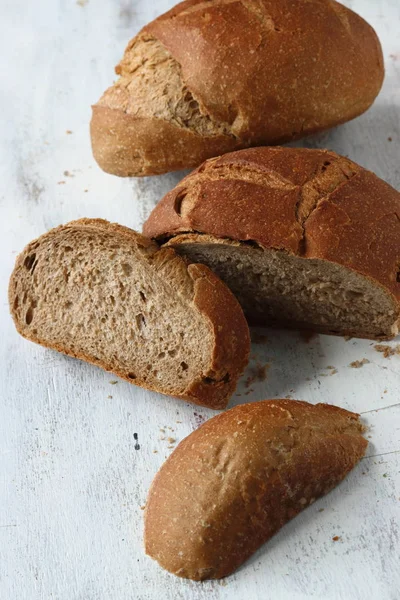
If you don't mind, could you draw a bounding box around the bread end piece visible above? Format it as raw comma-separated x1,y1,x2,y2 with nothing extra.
144,399,367,580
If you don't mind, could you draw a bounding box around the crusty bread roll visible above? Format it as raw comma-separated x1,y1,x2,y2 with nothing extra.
90,0,384,177
9,219,250,409
143,147,400,340
145,399,367,580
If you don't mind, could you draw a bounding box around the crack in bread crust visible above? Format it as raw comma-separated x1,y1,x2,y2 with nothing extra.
101,35,236,139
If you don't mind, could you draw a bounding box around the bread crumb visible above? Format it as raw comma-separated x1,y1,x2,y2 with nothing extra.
176,420,182,424
66,130,73,134
374,344,400,358
245,363,270,387
109,380,118,385
159,428,165,433
167,445,175,449
326,365,335,370
63,170,74,177
167,437,176,444
159,436,165,441
107,395,113,399
388,137,392,142
318,508,325,512
57,181,66,185
77,0,88,6
84,189,88,192
349,359,370,368
332,536,341,542
140,505,146,510
330,369,338,375
153,450,158,454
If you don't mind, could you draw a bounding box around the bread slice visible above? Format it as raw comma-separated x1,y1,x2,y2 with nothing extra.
143,147,400,340
8,219,250,409
144,399,367,580
90,0,383,177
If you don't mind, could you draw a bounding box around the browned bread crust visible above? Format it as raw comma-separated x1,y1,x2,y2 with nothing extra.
143,147,400,338
91,0,384,176
8,219,250,409
144,399,367,580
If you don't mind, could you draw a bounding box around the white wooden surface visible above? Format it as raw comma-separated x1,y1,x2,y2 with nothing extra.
1,1,399,599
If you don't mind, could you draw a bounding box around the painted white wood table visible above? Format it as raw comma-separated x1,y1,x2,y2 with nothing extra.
1,1,399,598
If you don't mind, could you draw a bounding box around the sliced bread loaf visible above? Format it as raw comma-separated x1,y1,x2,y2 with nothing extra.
9,219,250,409
145,399,367,580
143,147,400,340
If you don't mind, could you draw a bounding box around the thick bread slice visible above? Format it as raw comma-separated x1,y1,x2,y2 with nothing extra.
143,147,400,340
8,219,250,409
145,399,367,580
91,0,383,177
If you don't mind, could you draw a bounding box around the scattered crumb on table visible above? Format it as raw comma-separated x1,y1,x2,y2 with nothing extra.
245,363,270,387
374,344,400,358
109,380,118,385
57,181,66,185
332,536,341,542
349,359,370,368
107,395,112,399
167,437,176,444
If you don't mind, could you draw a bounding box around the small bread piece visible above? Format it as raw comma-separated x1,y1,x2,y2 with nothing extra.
144,399,367,580
8,219,249,409
144,147,400,340
91,0,384,176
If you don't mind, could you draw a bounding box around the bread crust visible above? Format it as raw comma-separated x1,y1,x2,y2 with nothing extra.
143,147,400,337
8,219,250,409
144,399,368,580
91,0,384,176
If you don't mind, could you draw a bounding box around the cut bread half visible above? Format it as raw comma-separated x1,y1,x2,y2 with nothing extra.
9,219,250,409
144,147,400,340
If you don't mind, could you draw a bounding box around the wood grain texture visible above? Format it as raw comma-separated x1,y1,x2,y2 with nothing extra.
0,1,399,599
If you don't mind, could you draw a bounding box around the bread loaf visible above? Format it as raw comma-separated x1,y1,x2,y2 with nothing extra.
145,399,367,580
143,147,400,340
9,219,250,409
90,0,384,177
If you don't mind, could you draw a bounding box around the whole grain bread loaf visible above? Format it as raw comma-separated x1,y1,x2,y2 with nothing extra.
145,399,367,580
9,219,250,409
91,0,384,177
143,147,400,340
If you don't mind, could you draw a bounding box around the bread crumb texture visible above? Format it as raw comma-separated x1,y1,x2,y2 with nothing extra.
146,147,400,340
8,219,249,409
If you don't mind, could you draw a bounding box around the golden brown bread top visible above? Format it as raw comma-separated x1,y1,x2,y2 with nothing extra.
143,147,400,301
144,399,367,580
91,0,384,176
145,0,383,143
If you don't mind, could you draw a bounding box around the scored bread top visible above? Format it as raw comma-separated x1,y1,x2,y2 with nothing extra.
144,399,368,580
9,219,250,409
145,0,383,143
143,147,400,302
91,0,383,176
